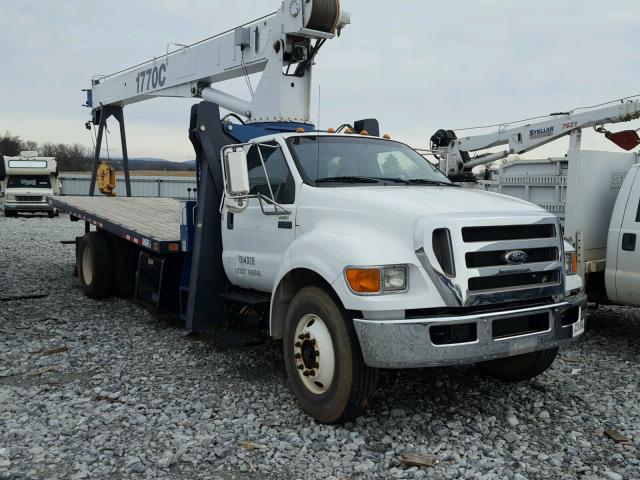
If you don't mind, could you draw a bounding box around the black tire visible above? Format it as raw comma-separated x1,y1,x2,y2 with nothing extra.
77,232,114,299
112,239,138,298
477,347,559,382
283,286,379,424
4,208,15,218
47,211,55,219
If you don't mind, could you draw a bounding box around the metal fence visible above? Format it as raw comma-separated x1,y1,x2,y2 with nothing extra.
60,174,197,198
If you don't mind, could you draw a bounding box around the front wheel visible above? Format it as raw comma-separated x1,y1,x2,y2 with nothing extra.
283,286,378,424
477,347,559,382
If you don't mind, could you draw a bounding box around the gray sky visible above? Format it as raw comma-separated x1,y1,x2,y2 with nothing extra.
1,0,639,162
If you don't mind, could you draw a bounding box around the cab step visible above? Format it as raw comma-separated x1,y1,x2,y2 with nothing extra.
220,290,271,306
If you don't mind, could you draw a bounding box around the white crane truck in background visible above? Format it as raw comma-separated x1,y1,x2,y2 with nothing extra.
49,0,586,424
0,152,60,217
431,98,640,306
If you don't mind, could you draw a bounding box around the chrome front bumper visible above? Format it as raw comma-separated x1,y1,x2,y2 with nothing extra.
353,293,587,368
4,202,53,212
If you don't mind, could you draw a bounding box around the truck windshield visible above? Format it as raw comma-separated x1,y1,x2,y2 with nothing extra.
287,136,452,186
7,176,52,189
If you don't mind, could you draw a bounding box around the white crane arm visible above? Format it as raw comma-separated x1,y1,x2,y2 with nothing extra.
433,99,640,174
86,0,350,124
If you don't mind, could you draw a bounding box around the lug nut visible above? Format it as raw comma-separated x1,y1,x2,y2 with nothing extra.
303,370,310,377
314,362,319,368
295,342,301,348
315,350,320,356
298,364,304,370
294,353,302,359
309,370,316,376
298,334,305,340
310,339,317,346
304,333,311,339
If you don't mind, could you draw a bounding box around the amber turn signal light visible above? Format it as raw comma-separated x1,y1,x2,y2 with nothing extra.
345,268,381,293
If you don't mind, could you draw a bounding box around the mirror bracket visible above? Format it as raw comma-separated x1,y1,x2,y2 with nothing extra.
220,142,291,216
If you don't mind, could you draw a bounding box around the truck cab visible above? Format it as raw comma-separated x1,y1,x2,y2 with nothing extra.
0,152,60,217
220,131,586,422
606,162,640,305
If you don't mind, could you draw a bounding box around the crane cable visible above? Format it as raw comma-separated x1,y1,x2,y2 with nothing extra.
452,93,640,132
240,49,254,97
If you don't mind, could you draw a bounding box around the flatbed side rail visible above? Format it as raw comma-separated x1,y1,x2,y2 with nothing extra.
47,196,182,255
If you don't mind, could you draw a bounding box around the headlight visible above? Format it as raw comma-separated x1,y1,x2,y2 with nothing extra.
345,265,407,294
564,252,577,275
383,267,407,291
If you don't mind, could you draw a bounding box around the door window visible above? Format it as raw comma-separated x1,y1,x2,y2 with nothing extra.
247,142,295,204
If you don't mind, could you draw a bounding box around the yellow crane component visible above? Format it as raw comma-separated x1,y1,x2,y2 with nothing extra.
96,161,116,196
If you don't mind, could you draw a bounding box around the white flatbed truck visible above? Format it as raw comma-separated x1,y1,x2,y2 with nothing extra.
52,0,586,423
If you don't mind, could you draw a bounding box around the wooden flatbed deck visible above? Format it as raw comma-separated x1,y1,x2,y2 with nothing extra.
48,196,183,254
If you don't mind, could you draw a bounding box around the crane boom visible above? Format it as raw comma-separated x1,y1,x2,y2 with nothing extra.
431,99,640,176
86,0,349,124
85,0,349,198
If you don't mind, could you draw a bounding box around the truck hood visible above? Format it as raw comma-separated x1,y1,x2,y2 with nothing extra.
301,185,549,218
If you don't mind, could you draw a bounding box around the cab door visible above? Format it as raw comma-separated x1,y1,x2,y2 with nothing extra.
221,140,297,292
608,165,640,305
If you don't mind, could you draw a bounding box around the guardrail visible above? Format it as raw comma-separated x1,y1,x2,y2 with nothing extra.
60,174,197,198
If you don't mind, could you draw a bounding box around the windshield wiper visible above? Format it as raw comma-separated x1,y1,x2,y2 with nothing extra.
315,176,457,187
316,176,382,184
403,178,459,187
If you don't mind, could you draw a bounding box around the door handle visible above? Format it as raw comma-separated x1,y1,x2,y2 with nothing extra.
622,233,636,251
227,212,234,230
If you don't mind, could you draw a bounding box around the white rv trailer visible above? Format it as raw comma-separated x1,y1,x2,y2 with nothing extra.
0,151,60,217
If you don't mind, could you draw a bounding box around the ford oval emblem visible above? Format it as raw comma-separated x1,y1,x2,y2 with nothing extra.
504,250,528,265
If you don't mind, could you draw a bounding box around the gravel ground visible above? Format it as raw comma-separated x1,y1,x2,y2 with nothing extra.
1,213,639,480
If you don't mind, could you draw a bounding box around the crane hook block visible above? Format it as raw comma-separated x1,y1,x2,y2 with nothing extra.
603,130,640,151
97,162,117,196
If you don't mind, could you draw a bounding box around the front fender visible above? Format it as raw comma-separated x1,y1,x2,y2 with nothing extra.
272,229,439,319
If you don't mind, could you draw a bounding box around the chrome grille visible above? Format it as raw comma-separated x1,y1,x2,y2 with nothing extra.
461,222,562,300
462,224,555,242
468,270,560,292
16,196,43,202
465,247,558,268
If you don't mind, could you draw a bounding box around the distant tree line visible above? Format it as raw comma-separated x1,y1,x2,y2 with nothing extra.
0,131,93,171
0,131,194,172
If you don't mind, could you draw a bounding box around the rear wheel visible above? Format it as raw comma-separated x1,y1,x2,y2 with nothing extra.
77,232,114,299
283,286,378,424
477,347,559,382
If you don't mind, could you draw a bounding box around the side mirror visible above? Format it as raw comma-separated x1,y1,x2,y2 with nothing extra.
222,147,250,213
